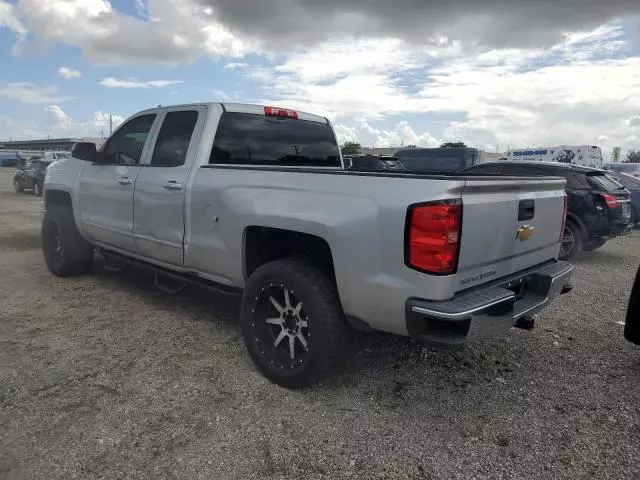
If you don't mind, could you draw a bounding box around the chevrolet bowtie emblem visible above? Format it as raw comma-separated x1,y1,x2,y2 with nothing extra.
516,225,535,241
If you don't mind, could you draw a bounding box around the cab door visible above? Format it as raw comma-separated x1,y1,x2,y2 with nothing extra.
133,106,206,265
78,112,161,252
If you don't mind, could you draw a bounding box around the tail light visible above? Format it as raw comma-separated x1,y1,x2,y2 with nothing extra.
560,194,568,242
601,194,617,208
406,200,462,275
264,106,298,119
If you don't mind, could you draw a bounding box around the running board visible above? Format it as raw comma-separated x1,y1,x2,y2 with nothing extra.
155,274,186,294
103,255,127,272
97,249,241,297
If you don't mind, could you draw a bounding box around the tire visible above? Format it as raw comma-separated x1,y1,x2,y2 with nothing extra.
42,206,94,277
240,258,351,389
559,220,583,260
583,238,607,252
13,180,23,193
33,181,43,197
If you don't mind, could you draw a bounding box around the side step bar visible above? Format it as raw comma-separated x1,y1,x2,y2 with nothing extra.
100,250,241,296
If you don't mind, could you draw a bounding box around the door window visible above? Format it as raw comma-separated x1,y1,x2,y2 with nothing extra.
103,114,156,165
150,111,199,167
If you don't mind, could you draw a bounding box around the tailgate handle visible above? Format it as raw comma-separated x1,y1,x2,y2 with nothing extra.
518,199,535,221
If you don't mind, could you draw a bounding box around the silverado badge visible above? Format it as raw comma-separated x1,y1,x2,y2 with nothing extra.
516,225,535,241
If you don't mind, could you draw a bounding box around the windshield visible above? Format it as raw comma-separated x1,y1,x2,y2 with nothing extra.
610,173,640,188
587,173,624,191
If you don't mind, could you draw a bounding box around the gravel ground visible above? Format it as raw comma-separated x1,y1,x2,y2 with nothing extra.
0,167,639,480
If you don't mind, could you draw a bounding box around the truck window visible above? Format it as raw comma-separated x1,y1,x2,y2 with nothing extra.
103,114,156,165
210,112,340,168
150,111,199,167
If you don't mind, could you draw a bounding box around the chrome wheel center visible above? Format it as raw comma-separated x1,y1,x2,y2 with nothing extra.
265,287,309,361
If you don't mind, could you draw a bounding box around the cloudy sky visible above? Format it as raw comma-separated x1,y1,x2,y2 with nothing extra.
1,0,640,158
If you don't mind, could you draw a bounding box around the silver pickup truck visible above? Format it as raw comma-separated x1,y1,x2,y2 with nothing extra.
42,102,573,388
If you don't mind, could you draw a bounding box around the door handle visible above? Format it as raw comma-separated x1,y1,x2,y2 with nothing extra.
118,177,132,186
163,181,183,190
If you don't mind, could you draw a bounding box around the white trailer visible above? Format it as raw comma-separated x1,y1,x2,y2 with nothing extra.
503,145,603,168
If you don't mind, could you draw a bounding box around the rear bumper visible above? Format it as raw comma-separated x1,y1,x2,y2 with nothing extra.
406,261,573,347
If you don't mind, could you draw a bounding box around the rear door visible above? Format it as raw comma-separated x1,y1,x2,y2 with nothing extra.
78,112,160,252
133,106,206,265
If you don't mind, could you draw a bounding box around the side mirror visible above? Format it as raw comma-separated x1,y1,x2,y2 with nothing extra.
71,142,98,162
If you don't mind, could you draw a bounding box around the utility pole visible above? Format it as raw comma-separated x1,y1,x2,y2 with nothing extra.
109,114,113,135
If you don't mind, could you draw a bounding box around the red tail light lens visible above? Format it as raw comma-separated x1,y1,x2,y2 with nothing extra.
407,200,462,274
601,194,617,208
560,194,568,242
264,106,298,119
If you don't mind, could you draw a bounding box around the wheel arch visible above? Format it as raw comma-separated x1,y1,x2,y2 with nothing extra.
243,226,336,283
565,212,588,241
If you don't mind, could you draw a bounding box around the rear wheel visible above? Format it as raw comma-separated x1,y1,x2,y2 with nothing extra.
583,238,607,252
559,220,583,260
240,258,351,389
42,206,94,277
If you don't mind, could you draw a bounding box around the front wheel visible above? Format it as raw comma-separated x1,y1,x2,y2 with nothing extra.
559,221,583,260
13,180,23,193
240,259,351,389
33,181,43,197
42,206,94,277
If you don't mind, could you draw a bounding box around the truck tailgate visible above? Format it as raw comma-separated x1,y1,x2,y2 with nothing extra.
455,176,566,292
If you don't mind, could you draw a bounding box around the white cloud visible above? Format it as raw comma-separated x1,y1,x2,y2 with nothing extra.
0,0,26,36
100,77,183,88
624,115,640,128
212,89,229,100
46,105,72,127
44,105,124,137
4,0,250,66
57,66,82,79
247,23,640,156
224,62,249,70
0,82,70,104
92,111,124,130
334,121,440,148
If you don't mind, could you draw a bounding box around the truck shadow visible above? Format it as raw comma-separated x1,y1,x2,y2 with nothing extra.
572,249,627,264
87,256,532,394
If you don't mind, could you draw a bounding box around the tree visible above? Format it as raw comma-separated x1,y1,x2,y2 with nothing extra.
440,141,467,148
625,149,640,163
341,141,362,155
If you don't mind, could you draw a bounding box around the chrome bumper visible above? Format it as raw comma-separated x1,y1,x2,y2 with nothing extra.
406,261,573,347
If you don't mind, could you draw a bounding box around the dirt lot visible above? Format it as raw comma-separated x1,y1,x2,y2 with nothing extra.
0,167,638,480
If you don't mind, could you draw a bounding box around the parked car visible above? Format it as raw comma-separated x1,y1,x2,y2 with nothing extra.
42,102,573,388
603,163,640,178
393,147,480,173
606,172,640,225
13,158,48,195
346,154,405,172
463,161,633,259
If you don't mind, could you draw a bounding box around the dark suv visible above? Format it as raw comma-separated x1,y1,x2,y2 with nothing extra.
464,161,633,259
13,159,52,197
